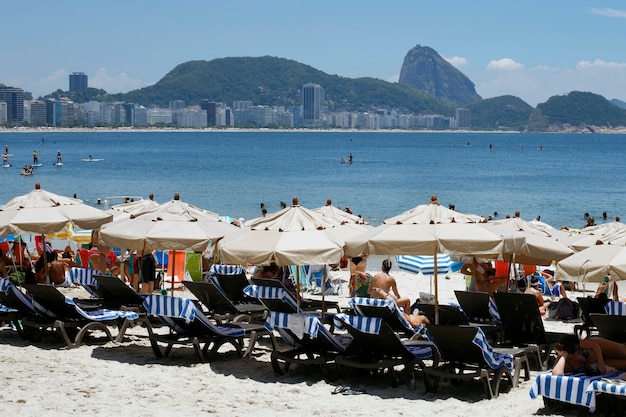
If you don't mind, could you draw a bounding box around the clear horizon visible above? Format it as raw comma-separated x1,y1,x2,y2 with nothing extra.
3,1,626,107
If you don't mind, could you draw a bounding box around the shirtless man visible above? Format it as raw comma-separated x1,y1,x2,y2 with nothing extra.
368,259,429,328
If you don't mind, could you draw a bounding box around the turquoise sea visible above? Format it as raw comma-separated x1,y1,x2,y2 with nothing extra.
0,130,624,229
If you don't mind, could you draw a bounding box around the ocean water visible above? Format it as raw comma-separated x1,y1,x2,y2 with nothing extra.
1,130,624,229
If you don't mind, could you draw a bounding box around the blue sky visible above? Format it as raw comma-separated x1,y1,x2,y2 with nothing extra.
3,0,626,107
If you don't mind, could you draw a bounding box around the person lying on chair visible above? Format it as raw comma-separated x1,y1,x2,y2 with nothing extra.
553,334,626,376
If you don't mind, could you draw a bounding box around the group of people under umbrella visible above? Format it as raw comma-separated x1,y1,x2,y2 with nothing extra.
0,186,624,327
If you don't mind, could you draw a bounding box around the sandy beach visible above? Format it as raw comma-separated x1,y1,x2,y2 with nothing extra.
0,266,599,417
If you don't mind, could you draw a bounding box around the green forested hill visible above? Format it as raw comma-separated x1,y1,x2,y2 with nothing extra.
468,95,533,130
527,91,626,131
115,56,453,115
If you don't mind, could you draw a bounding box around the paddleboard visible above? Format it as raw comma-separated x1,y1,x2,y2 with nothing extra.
81,158,104,162
32,163,42,167
3,164,11,168
53,162,63,166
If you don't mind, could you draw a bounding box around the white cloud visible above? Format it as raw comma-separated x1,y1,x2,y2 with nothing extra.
90,68,148,94
576,59,626,70
30,68,68,96
443,55,467,68
486,58,524,71
590,8,626,18
388,74,399,83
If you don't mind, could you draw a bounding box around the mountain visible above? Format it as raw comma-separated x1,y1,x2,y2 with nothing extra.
527,91,626,132
611,99,626,110
398,45,482,106
115,56,452,115
468,95,533,131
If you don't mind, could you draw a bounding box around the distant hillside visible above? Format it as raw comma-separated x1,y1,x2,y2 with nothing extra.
468,95,532,131
115,56,453,115
399,45,482,106
528,91,626,132
611,98,626,110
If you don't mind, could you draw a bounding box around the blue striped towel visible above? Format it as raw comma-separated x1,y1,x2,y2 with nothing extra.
349,297,415,333
243,284,298,311
605,301,626,316
63,297,138,321
529,371,622,412
588,374,626,397
143,294,245,337
471,327,513,371
488,297,501,322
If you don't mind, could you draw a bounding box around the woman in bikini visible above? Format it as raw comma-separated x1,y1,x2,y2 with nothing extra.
552,333,626,375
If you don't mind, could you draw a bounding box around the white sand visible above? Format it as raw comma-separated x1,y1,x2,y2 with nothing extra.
0,267,596,417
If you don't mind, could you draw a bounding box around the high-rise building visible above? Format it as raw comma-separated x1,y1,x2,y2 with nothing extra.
200,100,217,126
0,87,25,123
455,108,471,129
30,100,47,126
69,72,88,92
302,83,324,128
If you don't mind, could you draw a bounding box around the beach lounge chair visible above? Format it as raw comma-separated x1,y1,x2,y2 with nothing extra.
142,294,273,361
68,267,105,298
183,280,267,322
163,250,186,289
0,278,57,340
92,275,147,310
574,296,608,337
414,302,470,326
184,252,203,282
424,325,529,398
588,313,626,342
207,264,244,284
264,311,351,378
454,290,500,325
333,313,436,387
348,297,419,338
22,283,141,348
215,271,255,303
530,370,624,413
493,292,568,370
250,277,341,313
604,300,626,316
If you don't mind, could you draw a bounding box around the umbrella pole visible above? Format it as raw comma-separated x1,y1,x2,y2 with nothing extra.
295,265,301,312
433,248,439,326
320,265,326,324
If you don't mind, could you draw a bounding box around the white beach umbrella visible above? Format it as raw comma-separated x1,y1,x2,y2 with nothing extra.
556,244,626,287
99,193,237,252
344,222,525,324
383,197,484,225
0,183,113,236
313,198,369,224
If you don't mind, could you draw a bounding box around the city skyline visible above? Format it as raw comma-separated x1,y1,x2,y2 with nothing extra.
2,1,626,107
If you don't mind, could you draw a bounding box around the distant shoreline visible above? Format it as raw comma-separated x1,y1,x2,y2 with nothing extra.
2,126,626,134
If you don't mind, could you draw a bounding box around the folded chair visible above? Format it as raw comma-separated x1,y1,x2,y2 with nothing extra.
348,297,420,338
574,297,608,337
264,311,351,378
142,294,274,361
22,283,141,348
493,292,568,370
184,280,267,322
424,325,529,398
333,313,436,387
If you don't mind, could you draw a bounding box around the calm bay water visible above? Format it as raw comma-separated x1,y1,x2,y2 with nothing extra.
1,130,624,229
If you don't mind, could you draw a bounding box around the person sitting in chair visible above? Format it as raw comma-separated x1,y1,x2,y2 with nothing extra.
369,259,430,329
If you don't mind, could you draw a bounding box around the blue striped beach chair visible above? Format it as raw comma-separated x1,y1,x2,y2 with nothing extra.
424,325,527,398
333,313,436,387
0,278,57,340
530,370,623,412
349,297,420,337
264,311,351,377
454,290,501,324
207,264,244,287
69,267,104,298
143,294,271,361
22,283,140,348
605,301,626,316
244,284,298,313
